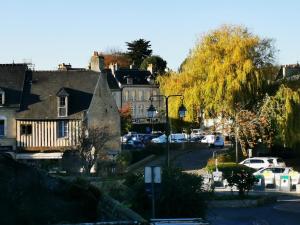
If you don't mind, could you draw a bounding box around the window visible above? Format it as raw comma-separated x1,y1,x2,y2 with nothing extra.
145,91,150,101
0,89,4,105
58,121,68,138
58,96,68,117
138,91,143,101
250,159,264,164
124,91,129,101
0,120,4,136
131,91,136,101
20,124,32,135
56,88,69,117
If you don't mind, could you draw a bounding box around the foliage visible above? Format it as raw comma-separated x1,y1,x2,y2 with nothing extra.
260,85,300,148
235,108,274,155
140,55,167,75
123,167,206,219
206,162,256,180
77,125,110,174
103,53,131,68
119,104,132,135
126,38,152,68
206,153,233,167
158,25,276,125
227,169,257,196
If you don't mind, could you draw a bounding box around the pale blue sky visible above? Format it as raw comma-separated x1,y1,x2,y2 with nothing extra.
0,0,299,70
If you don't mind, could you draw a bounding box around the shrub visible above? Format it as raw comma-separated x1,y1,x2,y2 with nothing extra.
123,167,206,218
206,162,255,180
227,169,257,196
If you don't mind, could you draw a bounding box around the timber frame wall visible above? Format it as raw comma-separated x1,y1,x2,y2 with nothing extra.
16,120,81,151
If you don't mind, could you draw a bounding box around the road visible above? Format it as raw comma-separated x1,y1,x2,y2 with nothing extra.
144,143,225,171
207,201,300,225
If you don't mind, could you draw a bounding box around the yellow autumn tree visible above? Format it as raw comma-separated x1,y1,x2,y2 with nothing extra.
158,25,276,124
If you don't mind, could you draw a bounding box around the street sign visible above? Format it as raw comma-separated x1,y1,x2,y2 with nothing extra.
145,166,161,184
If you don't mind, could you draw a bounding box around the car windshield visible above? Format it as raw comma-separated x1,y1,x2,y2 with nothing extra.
267,159,274,163
277,158,284,163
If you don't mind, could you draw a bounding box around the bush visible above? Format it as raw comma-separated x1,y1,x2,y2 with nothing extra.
206,162,256,180
206,153,233,167
123,167,206,219
227,169,257,196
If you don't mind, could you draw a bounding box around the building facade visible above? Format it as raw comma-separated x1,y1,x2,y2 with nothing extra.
107,63,165,125
0,53,121,155
0,64,27,151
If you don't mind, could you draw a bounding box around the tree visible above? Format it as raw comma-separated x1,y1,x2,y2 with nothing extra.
158,25,276,124
77,125,110,174
103,53,131,68
124,167,206,218
126,39,152,68
260,85,300,148
140,55,167,75
234,108,273,157
119,104,132,135
227,169,257,196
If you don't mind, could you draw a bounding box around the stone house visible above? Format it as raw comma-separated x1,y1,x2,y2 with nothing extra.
108,63,165,125
0,53,120,159
0,64,27,151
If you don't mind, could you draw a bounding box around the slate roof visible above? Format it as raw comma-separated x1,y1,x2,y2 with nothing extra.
114,68,152,85
17,70,100,120
103,69,120,90
0,64,27,108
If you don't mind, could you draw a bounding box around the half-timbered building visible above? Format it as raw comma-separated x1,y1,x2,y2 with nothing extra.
15,56,120,153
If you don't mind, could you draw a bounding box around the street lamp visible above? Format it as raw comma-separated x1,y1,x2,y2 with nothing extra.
147,103,157,132
147,94,187,167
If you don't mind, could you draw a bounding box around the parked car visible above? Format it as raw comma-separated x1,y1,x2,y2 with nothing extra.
253,167,293,176
123,140,145,150
190,135,205,142
253,167,298,186
190,129,206,139
239,157,274,170
140,134,154,144
169,133,188,143
151,134,167,144
201,135,215,144
212,135,224,148
121,132,145,143
267,157,286,167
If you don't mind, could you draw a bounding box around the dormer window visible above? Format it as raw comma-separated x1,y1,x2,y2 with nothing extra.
0,88,5,106
127,77,133,85
56,88,69,117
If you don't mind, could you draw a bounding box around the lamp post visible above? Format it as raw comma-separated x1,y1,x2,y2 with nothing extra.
147,95,187,167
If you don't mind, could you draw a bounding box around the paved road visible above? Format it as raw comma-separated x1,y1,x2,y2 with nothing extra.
144,143,226,171
207,201,300,225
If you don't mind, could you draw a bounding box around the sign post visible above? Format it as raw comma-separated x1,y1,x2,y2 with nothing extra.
145,166,161,219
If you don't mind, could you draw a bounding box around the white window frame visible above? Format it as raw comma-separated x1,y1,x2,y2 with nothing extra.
58,120,69,138
58,96,68,117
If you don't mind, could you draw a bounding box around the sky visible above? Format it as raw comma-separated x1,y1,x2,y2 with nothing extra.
0,0,299,70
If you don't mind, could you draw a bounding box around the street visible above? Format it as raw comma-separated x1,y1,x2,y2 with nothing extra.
144,143,225,172
207,201,300,225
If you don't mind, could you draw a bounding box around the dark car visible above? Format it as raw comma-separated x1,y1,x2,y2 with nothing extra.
123,140,145,150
